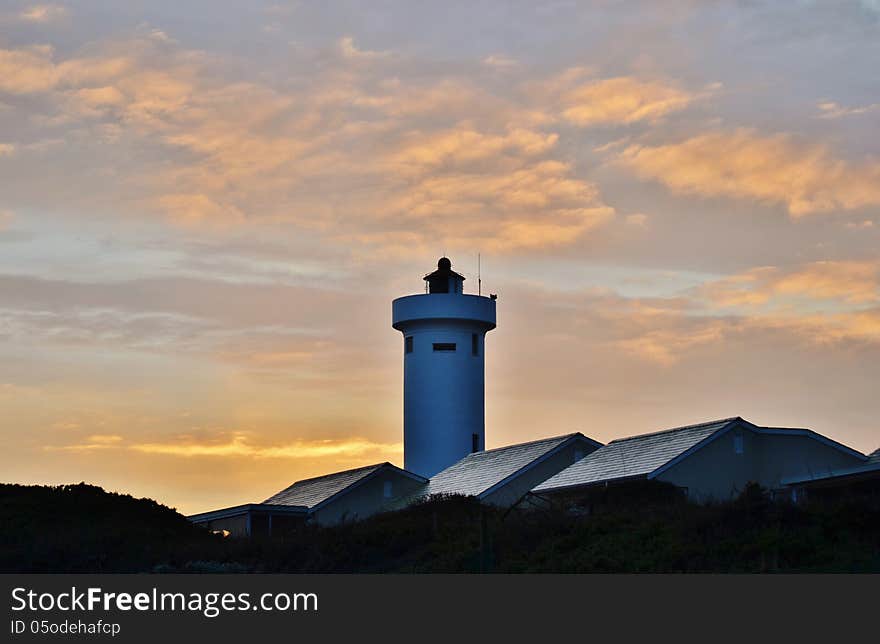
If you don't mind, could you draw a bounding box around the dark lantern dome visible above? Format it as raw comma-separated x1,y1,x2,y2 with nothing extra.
424,257,465,294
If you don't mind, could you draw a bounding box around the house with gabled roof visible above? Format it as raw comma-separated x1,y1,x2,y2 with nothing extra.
533,417,869,503
189,463,427,534
262,462,427,525
407,433,602,507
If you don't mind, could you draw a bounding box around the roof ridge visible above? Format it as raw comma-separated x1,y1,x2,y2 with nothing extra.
280,462,387,487
475,432,581,456
607,417,741,444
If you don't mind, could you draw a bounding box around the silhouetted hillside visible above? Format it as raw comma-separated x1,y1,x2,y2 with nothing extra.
1,482,878,572
0,483,217,572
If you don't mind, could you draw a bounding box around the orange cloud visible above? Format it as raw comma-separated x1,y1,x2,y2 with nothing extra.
49,434,124,451
385,158,614,251
390,127,558,170
0,45,132,95
0,39,623,253
157,193,246,226
45,426,402,459
616,129,880,215
615,322,725,366
132,435,401,459
701,261,880,308
561,76,696,126
0,45,59,93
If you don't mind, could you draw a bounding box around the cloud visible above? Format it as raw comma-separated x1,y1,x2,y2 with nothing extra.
157,194,246,226
560,76,697,126
0,44,133,96
337,36,389,60
390,127,558,169
614,322,725,366
51,433,402,460
817,101,880,119
51,434,124,451
616,129,880,215
613,307,880,366
0,272,363,346
384,158,614,251
700,261,880,308
0,37,624,254
133,434,401,459
482,54,518,68
625,213,648,227
18,4,67,23
0,45,59,93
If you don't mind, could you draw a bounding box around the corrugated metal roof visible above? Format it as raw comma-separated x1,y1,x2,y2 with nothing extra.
419,433,588,499
869,448,880,464
263,463,386,508
534,418,740,492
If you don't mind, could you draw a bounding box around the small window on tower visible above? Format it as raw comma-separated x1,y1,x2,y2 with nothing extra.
405,336,413,354
471,334,479,356
573,448,584,463
472,433,479,453
433,342,456,352
734,434,744,455
383,480,393,499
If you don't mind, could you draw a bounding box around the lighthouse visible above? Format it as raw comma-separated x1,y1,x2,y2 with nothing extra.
392,257,497,478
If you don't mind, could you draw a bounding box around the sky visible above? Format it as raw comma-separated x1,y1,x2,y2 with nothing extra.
1,1,879,514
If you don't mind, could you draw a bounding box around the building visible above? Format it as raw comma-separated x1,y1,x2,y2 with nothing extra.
262,462,428,526
533,417,869,503
783,448,880,501
188,259,875,535
405,433,602,507
186,504,308,538
392,257,496,478
189,463,427,532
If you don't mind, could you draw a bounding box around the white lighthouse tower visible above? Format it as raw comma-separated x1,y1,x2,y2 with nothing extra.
392,257,497,478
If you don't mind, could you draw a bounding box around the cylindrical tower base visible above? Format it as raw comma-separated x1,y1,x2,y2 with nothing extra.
393,293,496,478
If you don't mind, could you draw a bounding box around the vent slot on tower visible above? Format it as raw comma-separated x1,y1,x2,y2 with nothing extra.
405,336,413,354
471,334,479,356
433,342,456,352
472,433,479,453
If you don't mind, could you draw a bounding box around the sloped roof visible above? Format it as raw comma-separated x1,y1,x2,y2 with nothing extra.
782,445,879,486
534,418,741,493
263,463,391,509
187,503,308,523
782,460,880,486
420,433,600,499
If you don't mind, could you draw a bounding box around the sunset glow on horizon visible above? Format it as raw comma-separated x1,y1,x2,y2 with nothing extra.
1,1,879,514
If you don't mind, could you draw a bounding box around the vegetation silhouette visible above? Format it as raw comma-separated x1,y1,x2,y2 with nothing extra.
1,482,878,572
